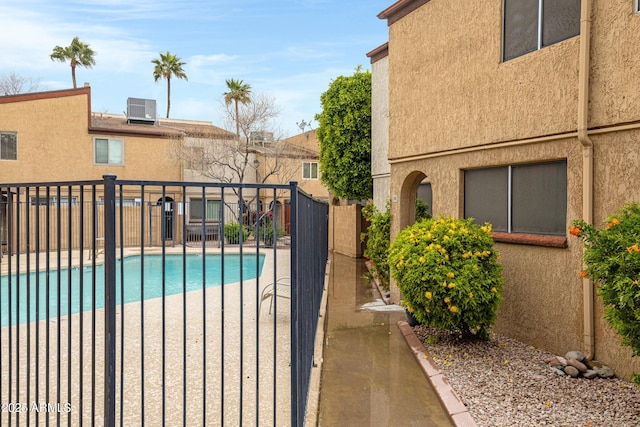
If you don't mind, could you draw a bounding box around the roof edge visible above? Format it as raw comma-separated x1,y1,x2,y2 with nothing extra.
366,42,389,64
378,0,430,26
0,86,91,105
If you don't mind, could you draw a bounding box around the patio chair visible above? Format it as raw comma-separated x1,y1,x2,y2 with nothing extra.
259,276,291,316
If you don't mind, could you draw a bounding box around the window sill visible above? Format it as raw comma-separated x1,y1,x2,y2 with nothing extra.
492,232,567,248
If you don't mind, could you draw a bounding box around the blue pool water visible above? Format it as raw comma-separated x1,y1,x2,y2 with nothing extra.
0,253,265,327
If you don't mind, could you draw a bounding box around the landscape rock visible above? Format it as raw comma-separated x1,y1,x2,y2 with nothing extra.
567,358,588,373
565,365,580,378
565,350,586,362
596,366,615,379
583,370,599,379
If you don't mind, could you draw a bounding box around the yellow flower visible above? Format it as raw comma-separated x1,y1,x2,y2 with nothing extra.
491,287,497,293
406,306,414,313
446,272,455,278
419,256,425,263
449,306,458,313
462,251,473,259
448,282,456,288
627,244,640,253
444,297,451,304
468,292,474,299
442,281,448,287
425,291,432,299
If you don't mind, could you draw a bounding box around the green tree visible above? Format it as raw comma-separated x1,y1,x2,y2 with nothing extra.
223,79,252,138
315,66,372,200
152,52,188,118
50,36,96,89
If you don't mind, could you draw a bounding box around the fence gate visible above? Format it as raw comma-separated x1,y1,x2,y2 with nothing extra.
0,176,328,426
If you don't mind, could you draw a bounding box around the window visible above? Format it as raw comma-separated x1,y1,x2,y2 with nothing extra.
636,0,640,13
503,0,581,61
94,138,123,165
98,197,141,207
302,162,318,180
464,161,567,235
30,196,78,206
189,198,221,221
0,132,17,160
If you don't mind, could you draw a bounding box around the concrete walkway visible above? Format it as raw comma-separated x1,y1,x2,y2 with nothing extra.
317,253,453,427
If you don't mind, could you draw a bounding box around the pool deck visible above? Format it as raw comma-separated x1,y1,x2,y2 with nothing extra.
0,245,294,425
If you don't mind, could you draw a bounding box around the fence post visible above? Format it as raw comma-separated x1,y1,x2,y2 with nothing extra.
103,174,117,426
289,181,299,427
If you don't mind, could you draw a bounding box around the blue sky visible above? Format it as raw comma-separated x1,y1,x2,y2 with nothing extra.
1,0,391,137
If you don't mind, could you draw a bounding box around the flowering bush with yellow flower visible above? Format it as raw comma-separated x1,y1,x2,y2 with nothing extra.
571,202,640,383
389,216,504,340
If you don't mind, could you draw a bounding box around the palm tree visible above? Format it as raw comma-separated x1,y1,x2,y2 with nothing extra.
223,79,252,138
50,36,96,89
152,52,188,118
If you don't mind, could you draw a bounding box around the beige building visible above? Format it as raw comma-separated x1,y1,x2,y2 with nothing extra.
0,86,324,250
376,0,640,380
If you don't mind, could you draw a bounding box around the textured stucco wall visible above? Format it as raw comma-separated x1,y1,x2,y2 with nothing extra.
329,204,363,258
589,3,640,127
389,138,585,352
388,0,579,160
0,91,181,185
384,0,640,379
371,54,390,212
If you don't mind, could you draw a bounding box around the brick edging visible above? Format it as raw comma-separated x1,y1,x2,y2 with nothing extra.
396,320,478,427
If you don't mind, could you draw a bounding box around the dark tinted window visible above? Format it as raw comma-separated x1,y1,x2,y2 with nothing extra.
542,0,581,47
464,167,509,232
511,161,567,235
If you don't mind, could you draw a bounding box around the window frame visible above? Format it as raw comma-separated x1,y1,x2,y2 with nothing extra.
30,196,79,207
189,198,222,222
636,0,640,13
0,132,18,161
302,161,319,180
502,0,581,61
464,160,568,241
94,137,124,166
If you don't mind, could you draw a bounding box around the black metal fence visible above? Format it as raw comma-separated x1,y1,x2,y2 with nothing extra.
0,175,328,426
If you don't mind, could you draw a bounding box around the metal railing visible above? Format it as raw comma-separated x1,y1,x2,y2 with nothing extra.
0,175,328,426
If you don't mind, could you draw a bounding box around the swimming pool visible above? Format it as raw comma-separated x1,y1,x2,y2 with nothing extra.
0,253,265,327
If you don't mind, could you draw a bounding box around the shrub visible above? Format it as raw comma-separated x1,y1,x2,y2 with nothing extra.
415,198,431,222
571,203,640,384
361,202,391,289
388,216,504,340
256,212,284,247
224,222,248,244
361,199,432,290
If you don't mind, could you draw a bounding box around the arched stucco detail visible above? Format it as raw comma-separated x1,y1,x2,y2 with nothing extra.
398,170,428,231
389,170,428,304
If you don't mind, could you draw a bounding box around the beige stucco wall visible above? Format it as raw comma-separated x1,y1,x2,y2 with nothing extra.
388,0,579,160
329,204,364,258
0,89,181,186
371,53,390,211
589,3,640,127
384,0,640,380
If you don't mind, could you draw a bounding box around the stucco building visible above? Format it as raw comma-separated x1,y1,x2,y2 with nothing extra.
0,86,326,251
375,0,640,380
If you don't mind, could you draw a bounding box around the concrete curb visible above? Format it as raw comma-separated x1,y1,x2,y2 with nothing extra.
304,259,331,426
397,320,478,427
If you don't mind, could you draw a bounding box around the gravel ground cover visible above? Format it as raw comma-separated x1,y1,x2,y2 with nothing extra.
412,326,640,427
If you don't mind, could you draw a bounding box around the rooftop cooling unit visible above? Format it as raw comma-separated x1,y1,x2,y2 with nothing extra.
127,98,157,124
250,131,274,146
